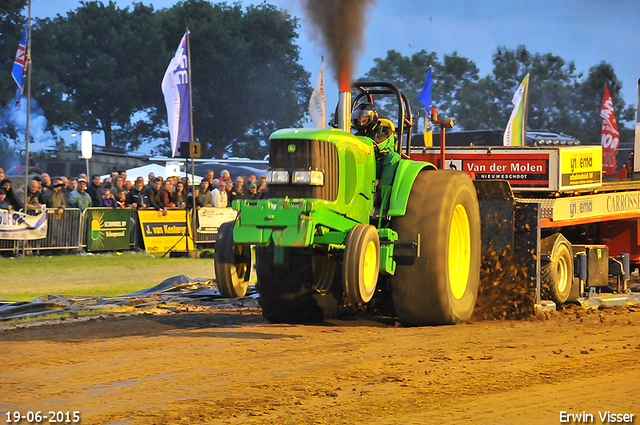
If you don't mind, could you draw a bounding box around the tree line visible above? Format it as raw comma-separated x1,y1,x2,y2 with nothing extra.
1,1,634,162
362,46,635,146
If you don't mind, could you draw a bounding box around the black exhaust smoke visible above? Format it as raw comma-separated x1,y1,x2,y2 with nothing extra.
302,0,376,93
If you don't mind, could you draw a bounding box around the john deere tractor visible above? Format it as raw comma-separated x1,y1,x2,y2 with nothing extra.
214,82,480,326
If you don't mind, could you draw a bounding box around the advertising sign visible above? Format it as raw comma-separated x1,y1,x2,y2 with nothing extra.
85,208,130,251
553,190,640,222
138,209,194,253
558,146,602,190
413,147,554,190
197,207,237,233
0,209,47,240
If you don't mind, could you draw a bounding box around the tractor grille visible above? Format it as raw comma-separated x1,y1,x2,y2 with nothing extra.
268,138,339,201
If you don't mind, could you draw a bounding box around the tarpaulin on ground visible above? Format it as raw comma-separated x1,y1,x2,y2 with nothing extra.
0,275,257,321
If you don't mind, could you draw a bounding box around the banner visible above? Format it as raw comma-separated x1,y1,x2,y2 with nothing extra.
309,57,325,129
503,73,530,146
197,207,237,233
162,32,191,158
11,24,29,110
85,208,130,251
138,209,194,253
417,67,433,146
600,86,619,176
0,209,47,240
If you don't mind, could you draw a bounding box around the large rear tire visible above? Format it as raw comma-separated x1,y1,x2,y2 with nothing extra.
391,170,481,326
256,246,341,323
541,233,573,304
213,221,249,298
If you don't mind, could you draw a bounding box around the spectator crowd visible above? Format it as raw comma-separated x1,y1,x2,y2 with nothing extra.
0,166,268,214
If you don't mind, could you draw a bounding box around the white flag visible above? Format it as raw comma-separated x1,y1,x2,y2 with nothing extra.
162,33,191,157
503,73,529,147
309,58,325,129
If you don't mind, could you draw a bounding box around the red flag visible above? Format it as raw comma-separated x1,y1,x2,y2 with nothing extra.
600,86,619,176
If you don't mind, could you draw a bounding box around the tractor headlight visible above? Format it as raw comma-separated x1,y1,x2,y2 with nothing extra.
266,170,289,184
293,170,324,186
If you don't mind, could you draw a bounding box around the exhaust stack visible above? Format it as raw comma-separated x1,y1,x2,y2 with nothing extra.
337,91,352,133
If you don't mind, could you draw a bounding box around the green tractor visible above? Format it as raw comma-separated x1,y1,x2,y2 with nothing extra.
214,82,481,326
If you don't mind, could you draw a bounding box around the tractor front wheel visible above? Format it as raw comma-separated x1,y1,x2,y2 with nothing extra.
391,170,481,326
214,221,249,298
343,224,380,304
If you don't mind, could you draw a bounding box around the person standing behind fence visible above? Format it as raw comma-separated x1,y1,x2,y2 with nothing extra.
15,180,42,211
196,180,213,207
173,181,187,208
111,176,125,201
67,177,91,212
228,176,246,205
126,177,148,209
142,177,167,215
0,188,11,210
86,174,103,207
43,178,67,215
101,188,117,208
159,180,176,208
212,180,227,207
0,179,23,210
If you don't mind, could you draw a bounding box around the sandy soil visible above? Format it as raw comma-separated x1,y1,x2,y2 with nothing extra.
1,302,640,425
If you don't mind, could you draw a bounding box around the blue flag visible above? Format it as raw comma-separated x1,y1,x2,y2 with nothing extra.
162,33,191,157
418,67,433,146
12,24,29,110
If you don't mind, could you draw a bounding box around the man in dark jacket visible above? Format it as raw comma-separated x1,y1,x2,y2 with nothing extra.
141,177,167,215
227,176,246,205
86,174,103,207
126,178,149,209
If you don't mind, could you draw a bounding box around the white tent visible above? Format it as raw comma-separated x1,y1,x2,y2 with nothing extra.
101,163,204,184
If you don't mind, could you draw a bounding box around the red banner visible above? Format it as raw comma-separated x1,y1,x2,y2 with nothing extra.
600,86,619,176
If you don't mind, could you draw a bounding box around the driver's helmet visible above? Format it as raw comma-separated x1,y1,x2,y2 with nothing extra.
351,103,378,132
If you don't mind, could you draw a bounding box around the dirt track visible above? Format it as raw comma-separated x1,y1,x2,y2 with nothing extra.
2,302,640,425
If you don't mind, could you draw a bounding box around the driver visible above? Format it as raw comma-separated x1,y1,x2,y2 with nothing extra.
351,103,400,189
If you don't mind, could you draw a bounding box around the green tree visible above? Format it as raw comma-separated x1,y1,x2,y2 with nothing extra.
157,0,311,158
32,1,163,149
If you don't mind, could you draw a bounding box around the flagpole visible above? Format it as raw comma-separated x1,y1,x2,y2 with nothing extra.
522,74,529,145
23,0,32,212
21,0,32,256
186,28,196,255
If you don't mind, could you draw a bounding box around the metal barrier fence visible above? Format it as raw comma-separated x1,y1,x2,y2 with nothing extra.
0,207,224,254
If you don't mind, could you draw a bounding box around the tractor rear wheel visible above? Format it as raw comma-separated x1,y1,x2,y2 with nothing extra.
541,233,573,304
391,170,480,326
213,221,249,298
256,246,341,323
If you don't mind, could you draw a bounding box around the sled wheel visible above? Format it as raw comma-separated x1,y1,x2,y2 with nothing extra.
256,246,341,323
343,224,380,304
391,170,481,326
541,233,573,304
214,221,249,298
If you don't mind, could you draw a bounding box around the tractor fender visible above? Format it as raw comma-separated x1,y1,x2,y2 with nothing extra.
387,160,436,216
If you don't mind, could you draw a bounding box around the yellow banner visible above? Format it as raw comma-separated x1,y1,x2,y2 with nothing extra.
138,209,194,253
552,190,640,221
558,146,602,189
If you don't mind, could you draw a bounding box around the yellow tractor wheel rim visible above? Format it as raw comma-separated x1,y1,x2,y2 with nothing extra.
362,239,377,289
556,252,569,292
449,204,471,300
